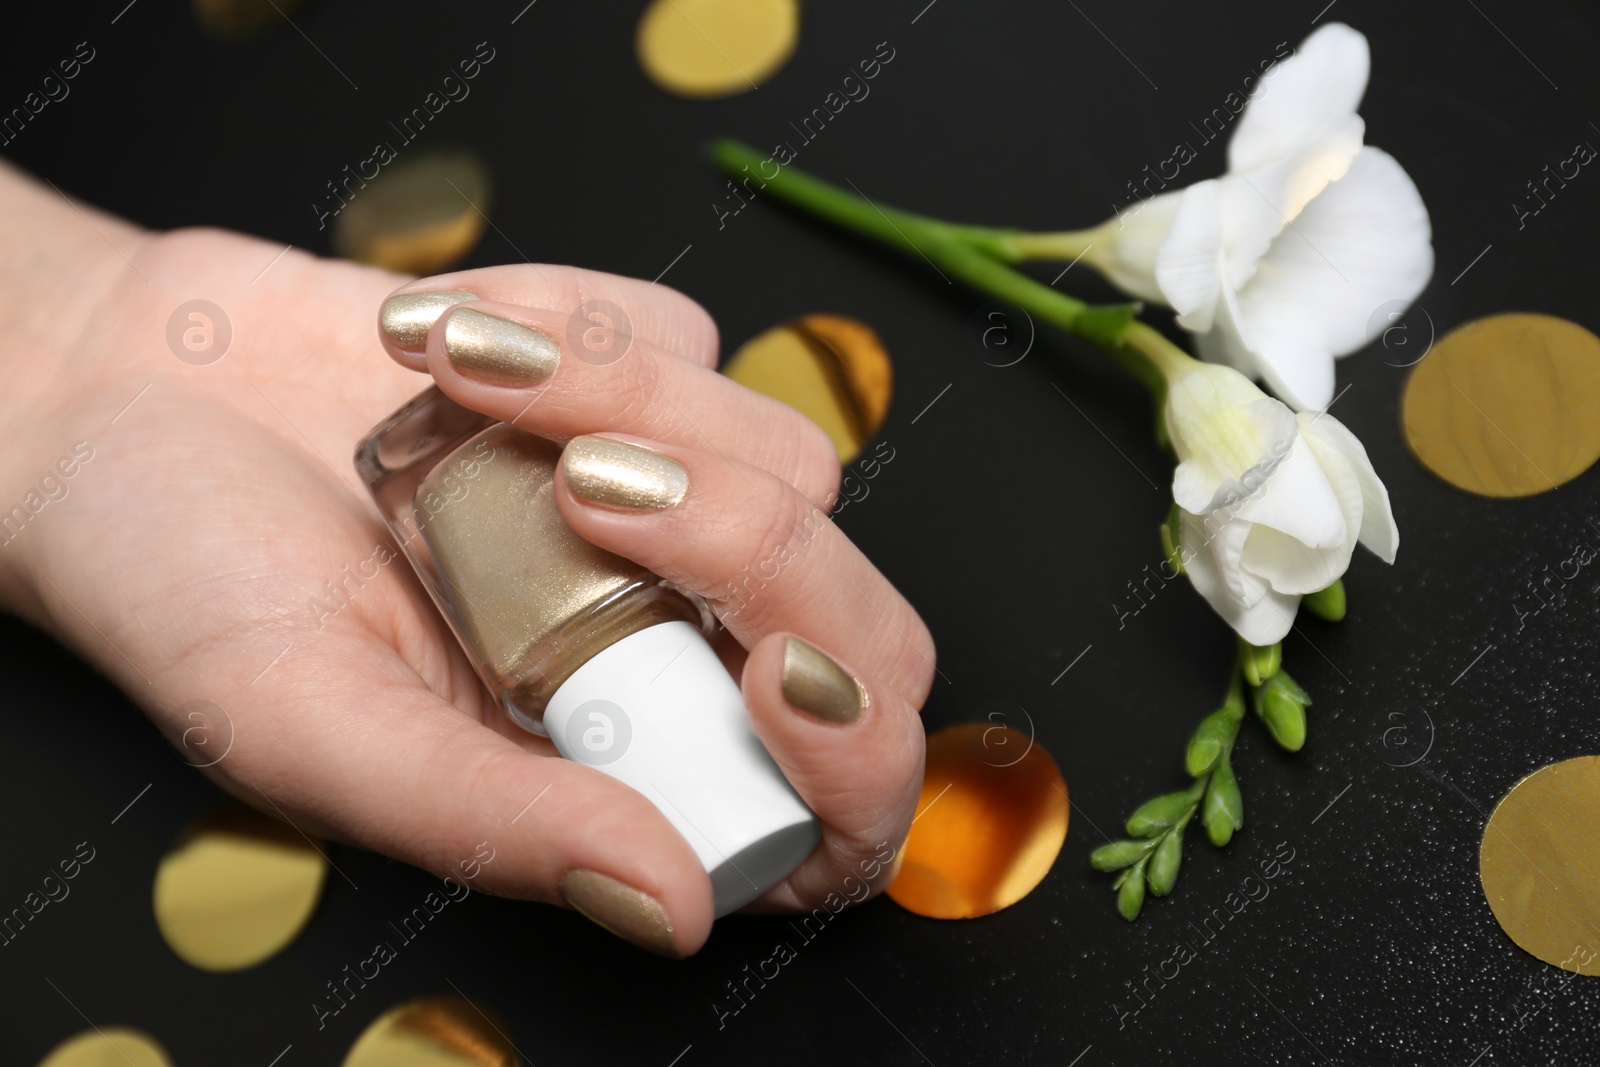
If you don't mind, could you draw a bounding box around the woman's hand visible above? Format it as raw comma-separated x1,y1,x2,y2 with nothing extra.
3,165,934,957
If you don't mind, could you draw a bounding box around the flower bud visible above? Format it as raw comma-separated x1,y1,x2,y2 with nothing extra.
1203,759,1244,846
1185,708,1236,776
1146,826,1184,897
1303,579,1347,622
1253,669,1311,751
1261,687,1307,751
1240,640,1282,685
1091,839,1155,872
1126,790,1197,837
1116,863,1146,921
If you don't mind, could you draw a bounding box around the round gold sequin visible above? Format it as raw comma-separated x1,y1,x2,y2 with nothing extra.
342,996,520,1067
635,0,800,99
36,1028,172,1067
1480,756,1600,975
722,314,893,464
887,723,1068,919
1402,313,1600,497
192,0,306,41
152,803,327,972
333,150,491,275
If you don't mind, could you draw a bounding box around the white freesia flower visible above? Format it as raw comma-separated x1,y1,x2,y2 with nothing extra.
1164,358,1397,645
1090,22,1433,411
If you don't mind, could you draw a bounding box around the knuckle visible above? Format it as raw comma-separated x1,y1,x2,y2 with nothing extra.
706,479,825,627
545,267,717,368
609,343,666,424
663,289,719,362
563,341,666,436
793,417,843,505
636,273,714,347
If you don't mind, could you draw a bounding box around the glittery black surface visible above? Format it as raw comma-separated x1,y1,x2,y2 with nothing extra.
4,1,1599,1063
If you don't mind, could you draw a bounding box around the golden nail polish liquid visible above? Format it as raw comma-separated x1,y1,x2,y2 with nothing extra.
356,388,818,914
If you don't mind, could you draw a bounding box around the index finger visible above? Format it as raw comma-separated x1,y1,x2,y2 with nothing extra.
377,263,721,372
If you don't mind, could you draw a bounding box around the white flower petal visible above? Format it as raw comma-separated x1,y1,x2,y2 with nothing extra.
1169,151,1430,414
1193,311,1259,374
1172,462,1217,517
1100,189,1185,304
1227,23,1371,174
1241,525,1346,595
1184,510,1257,606
1196,275,1331,412
1213,277,1336,410
1164,360,1280,451
1228,434,1346,550
1298,411,1399,562
1235,143,1440,382
1180,511,1301,644
1241,436,1362,593
1154,181,1224,331
1216,116,1365,285
1165,364,1299,512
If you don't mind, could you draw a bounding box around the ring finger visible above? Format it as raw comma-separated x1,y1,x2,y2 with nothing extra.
552,432,936,713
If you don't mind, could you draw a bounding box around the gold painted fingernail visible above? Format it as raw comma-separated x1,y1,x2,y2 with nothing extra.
379,289,476,352
562,435,688,510
444,307,561,386
781,637,865,724
559,869,680,957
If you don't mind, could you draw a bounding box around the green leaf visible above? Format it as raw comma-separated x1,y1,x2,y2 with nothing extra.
1239,640,1282,686
1117,859,1147,921
1146,826,1184,897
1185,708,1237,776
1303,579,1347,622
1126,791,1198,837
1203,760,1244,846
1091,839,1156,871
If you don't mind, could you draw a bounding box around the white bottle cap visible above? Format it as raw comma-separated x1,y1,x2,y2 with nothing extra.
543,619,820,915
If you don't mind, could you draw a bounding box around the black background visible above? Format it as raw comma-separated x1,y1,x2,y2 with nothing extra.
4,1,1600,1064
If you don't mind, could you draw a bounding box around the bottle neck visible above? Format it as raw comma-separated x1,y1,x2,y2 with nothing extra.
501,580,711,735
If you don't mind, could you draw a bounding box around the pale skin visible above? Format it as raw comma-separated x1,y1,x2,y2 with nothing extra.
0,160,933,956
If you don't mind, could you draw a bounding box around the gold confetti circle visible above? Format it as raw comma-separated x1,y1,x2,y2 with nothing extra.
36,1028,172,1067
887,723,1068,919
191,0,306,41
722,314,893,464
342,996,520,1067
1480,756,1600,975
153,803,327,972
635,0,800,99
1402,313,1600,497
333,150,491,276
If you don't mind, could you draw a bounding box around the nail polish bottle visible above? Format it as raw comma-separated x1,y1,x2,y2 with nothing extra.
356,387,819,914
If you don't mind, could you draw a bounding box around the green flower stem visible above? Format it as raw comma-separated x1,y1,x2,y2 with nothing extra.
710,139,956,259
707,138,1173,395
1005,222,1119,264
1222,662,1247,717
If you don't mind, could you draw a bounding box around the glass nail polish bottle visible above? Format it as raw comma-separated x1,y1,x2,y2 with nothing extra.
356,387,819,914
